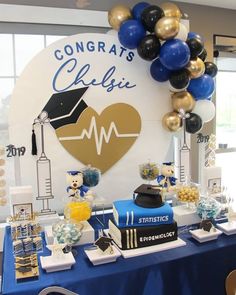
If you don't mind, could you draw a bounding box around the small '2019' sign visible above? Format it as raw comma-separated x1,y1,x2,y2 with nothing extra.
6,144,26,157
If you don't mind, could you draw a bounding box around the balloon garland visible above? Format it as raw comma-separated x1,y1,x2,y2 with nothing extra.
108,2,218,134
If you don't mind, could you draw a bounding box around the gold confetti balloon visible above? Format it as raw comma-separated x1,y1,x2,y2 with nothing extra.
186,57,205,79
155,16,180,40
162,111,182,132
108,4,132,31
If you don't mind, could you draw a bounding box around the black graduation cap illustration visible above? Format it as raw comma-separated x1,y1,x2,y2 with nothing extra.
32,86,89,155
94,236,113,252
134,184,163,208
40,86,89,129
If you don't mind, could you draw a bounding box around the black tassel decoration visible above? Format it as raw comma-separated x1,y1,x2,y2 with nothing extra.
31,124,37,155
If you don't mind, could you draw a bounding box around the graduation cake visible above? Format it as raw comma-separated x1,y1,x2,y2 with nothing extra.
109,184,178,250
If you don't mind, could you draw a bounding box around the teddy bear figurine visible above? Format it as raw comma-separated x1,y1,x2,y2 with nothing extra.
66,170,94,204
156,162,177,192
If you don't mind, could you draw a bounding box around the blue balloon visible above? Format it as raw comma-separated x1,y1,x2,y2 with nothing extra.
150,58,171,82
118,20,146,49
188,32,204,44
159,39,190,71
187,74,215,100
132,2,150,21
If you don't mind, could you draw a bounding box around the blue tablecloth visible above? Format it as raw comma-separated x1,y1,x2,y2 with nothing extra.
2,217,236,295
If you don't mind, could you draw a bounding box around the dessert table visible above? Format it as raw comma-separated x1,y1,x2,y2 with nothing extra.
2,215,236,295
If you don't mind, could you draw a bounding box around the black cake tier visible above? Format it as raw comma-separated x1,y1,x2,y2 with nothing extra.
109,219,177,250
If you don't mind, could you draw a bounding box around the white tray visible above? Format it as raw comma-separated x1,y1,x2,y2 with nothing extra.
104,229,186,258
189,228,222,243
40,252,76,272
84,245,121,265
217,221,236,235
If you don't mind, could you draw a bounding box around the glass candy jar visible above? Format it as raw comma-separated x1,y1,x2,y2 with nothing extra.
82,165,101,188
139,162,159,182
64,200,91,223
52,220,83,246
177,180,200,208
196,197,221,220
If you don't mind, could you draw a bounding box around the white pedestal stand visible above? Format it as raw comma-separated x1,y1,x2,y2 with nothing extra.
173,205,201,227
217,221,236,235
40,244,75,272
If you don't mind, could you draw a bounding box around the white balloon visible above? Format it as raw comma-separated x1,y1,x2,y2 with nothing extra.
175,22,189,41
106,29,118,37
180,19,190,31
192,100,216,123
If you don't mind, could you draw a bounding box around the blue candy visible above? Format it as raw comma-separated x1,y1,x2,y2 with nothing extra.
196,197,221,219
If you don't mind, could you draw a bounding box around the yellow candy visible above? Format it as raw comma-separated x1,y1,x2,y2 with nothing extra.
178,185,199,203
64,201,91,222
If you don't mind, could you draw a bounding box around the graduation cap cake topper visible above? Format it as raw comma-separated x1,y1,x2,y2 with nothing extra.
134,184,163,208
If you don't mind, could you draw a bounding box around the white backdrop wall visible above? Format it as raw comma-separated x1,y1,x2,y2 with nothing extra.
9,33,175,213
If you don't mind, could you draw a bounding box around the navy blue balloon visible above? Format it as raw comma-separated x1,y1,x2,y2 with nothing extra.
150,59,171,82
188,32,204,43
159,39,190,71
118,20,146,49
132,2,150,21
187,74,215,100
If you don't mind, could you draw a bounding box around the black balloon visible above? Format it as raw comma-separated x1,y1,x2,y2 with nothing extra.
186,113,202,134
141,5,164,32
137,35,161,61
169,69,190,89
186,38,204,59
204,62,218,78
198,48,207,61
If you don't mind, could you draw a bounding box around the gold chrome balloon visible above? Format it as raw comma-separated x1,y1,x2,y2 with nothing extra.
155,16,180,40
0,179,6,187
0,189,6,197
160,2,182,19
162,112,182,132
172,91,196,112
186,58,205,79
108,5,132,31
0,197,7,206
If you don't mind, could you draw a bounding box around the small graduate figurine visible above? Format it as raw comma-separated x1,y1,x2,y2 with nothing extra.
66,170,94,203
157,162,177,191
